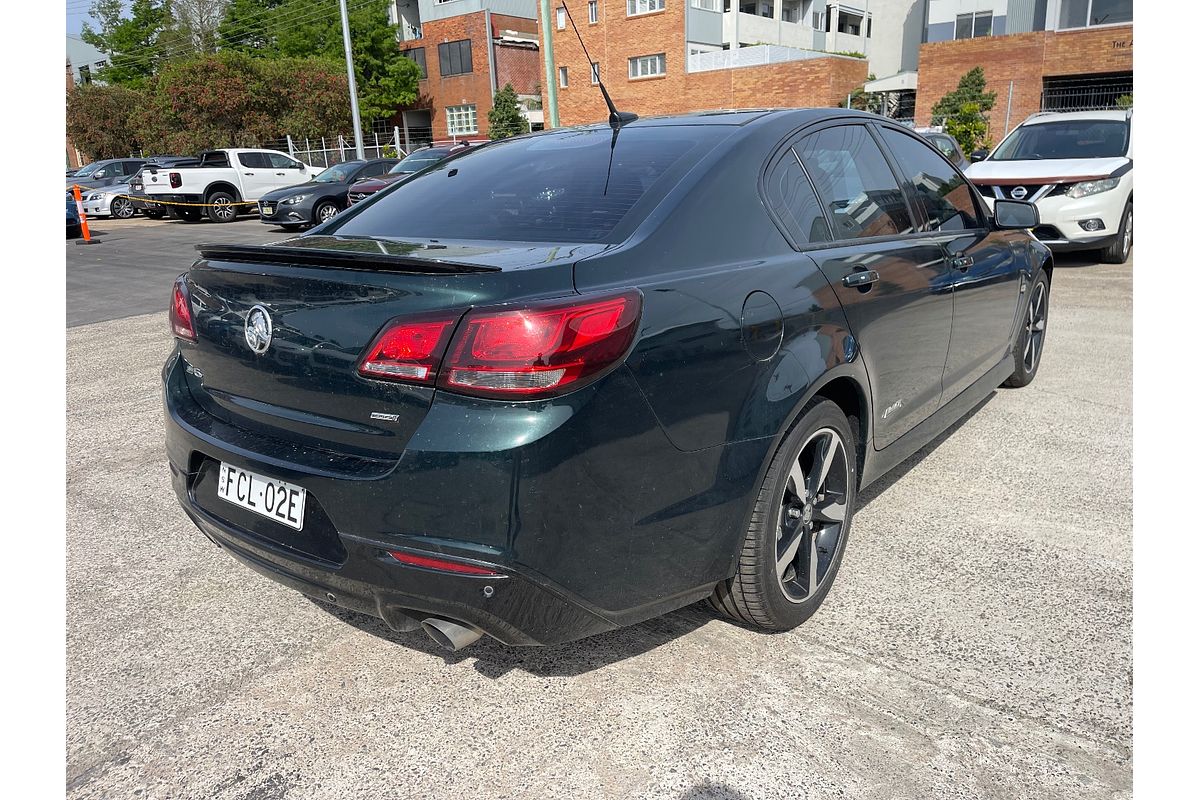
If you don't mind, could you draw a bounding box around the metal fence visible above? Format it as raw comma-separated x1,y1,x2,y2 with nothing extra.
259,127,437,168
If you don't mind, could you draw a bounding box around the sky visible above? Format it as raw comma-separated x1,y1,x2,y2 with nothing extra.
66,2,107,37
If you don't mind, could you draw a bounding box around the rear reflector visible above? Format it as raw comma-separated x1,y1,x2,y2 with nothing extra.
358,313,462,383
388,550,501,576
170,275,196,341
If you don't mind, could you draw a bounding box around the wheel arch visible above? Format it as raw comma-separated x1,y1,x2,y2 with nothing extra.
204,182,242,203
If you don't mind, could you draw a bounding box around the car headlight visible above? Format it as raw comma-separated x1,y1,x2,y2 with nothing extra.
280,194,311,205
1066,177,1119,199
85,192,103,201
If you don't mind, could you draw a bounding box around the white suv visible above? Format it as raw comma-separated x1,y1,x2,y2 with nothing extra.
966,110,1132,263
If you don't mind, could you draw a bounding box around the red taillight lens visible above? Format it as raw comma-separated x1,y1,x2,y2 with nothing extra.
440,291,642,398
169,171,181,188
388,550,501,576
357,312,462,382
170,276,196,341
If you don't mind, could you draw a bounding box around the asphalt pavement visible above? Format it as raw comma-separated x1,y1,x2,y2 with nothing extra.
66,219,1132,799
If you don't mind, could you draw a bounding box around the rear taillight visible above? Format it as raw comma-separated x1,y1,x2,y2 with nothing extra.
169,171,181,188
357,291,642,399
170,276,196,341
441,291,642,398
357,312,461,382
388,550,501,576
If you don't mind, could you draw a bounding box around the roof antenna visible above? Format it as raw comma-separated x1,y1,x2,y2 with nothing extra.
559,3,638,129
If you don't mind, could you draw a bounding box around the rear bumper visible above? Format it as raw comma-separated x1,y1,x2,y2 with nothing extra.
162,351,753,645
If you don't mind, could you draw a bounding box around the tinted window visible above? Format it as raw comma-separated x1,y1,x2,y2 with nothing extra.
358,161,394,178
880,129,980,232
268,153,300,169
388,148,455,174
926,135,957,160
439,40,472,76
402,48,427,78
797,126,913,240
238,152,269,169
764,149,831,245
991,120,1129,160
330,127,725,243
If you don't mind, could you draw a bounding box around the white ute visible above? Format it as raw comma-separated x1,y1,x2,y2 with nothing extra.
142,148,317,223
966,109,1132,263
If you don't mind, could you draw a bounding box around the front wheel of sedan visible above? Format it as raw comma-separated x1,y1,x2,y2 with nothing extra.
314,201,339,224
1003,272,1050,388
110,195,135,219
710,398,857,630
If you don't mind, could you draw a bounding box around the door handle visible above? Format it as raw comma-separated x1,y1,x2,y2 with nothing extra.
950,255,974,271
843,270,880,288
276,172,286,176
245,172,255,176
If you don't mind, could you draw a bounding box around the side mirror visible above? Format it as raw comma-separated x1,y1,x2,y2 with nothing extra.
993,199,1039,230
969,149,989,163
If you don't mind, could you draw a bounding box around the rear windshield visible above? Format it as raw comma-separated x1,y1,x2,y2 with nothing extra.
388,148,454,174
330,127,724,243
991,120,1129,161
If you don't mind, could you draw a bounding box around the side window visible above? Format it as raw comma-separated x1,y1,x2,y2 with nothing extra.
796,125,914,240
764,149,831,246
362,162,392,178
267,153,300,169
238,152,268,169
880,128,981,232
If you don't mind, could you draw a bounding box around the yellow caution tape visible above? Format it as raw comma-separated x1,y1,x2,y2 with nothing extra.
101,193,260,208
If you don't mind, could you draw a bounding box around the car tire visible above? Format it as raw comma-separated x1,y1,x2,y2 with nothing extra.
313,201,339,225
144,210,166,220
110,195,136,219
279,224,304,232
1003,272,1050,388
709,398,857,631
168,206,202,222
206,191,239,223
1099,202,1132,264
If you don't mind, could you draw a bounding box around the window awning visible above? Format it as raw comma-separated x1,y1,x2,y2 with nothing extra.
864,71,918,94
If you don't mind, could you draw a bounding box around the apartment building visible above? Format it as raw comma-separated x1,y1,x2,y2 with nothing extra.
388,0,544,142
543,0,868,128
915,0,1132,131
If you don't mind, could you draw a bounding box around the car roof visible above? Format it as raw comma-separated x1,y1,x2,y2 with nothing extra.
1020,109,1131,125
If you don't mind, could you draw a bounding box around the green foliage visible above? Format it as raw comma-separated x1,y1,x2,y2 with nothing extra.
1115,93,1133,109
931,67,997,153
80,0,174,87
66,83,145,158
217,0,421,125
943,102,991,155
834,51,867,59
488,84,527,140
841,73,880,113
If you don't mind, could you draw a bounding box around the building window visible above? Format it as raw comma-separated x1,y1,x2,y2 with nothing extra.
589,0,599,22
556,7,566,29
93,60,107,69
590,62,600,84
627,0,664,16
78,65,91,83
438,39,473,76
954,11,992,39
628,53,665,78
1059,0,1133,29
692,0,719,9
559,66,569,87
402,48,427,79
446,105,477,135
837,10,864,35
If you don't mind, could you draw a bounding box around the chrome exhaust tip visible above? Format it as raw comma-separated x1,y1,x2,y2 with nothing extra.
421,617,483,651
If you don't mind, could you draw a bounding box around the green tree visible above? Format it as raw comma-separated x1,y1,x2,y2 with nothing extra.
487,83,527,139
66,83,146,159
80,0,174,87
841,73,881,113
217,0,421,126
931,67,997,153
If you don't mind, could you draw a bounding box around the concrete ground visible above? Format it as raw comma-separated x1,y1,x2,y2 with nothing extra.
66,218,1132,799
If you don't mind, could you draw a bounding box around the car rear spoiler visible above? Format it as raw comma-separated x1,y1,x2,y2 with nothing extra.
195,243,501,274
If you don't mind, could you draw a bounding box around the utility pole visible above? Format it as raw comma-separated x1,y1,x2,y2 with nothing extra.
539,0,560,128
339,0,366,159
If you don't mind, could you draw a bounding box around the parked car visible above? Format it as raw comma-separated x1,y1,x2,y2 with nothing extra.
347,144,472,204
66,158,145,192
919,130,970,170
142,148,318,223
966,109,1132,263
80,175,140,219
164,109,1051,650
130,155,200,219
66,196,82,239
258,158,399,230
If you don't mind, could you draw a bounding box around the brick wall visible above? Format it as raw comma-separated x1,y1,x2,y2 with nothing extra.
541,3,868,127
495,43,541,95
915,24,1133,133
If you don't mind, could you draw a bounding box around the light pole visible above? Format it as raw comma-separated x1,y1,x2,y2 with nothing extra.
539,0,559,128
339,0,366,159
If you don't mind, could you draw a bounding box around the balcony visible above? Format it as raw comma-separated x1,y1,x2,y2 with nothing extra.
688,43,856,73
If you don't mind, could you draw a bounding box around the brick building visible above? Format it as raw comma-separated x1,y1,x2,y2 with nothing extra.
540,0,868,128
389,0,544,142
914,1,1132,135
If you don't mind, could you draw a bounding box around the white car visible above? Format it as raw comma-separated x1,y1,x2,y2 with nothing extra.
966,109,1132,263
80,177,139,219
141,148,318,223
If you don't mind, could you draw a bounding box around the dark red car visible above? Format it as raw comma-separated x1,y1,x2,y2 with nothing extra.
347,142,478,205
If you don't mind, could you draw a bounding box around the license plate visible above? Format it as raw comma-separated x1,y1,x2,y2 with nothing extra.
260,203,275,216
216,462,306,530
